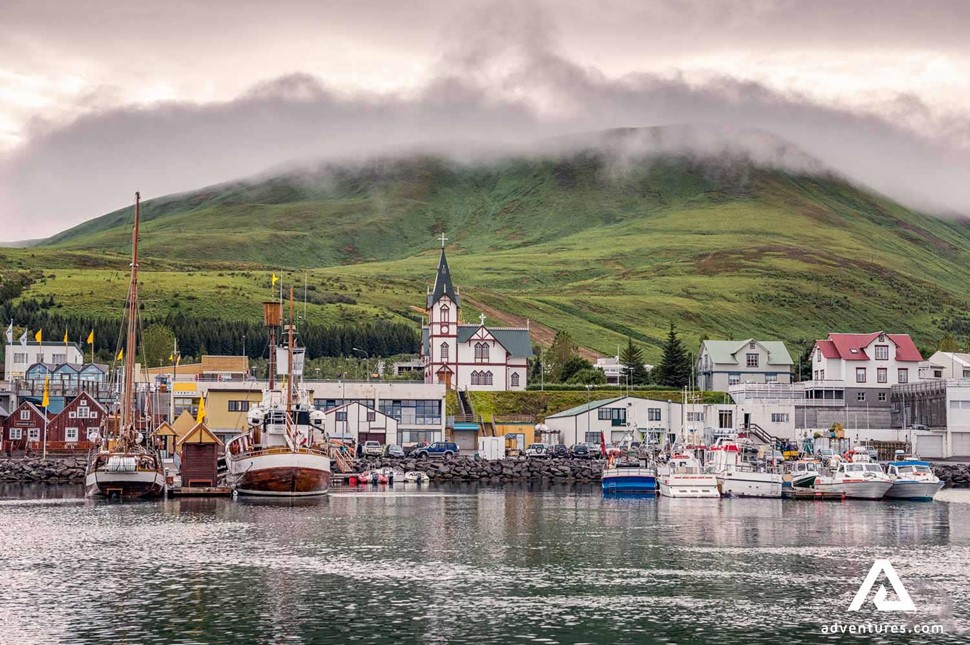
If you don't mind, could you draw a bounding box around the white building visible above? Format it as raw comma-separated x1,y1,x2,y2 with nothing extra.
420,244,532,391
4,340,84,380
696,339,793,391
892,379,970,459
320,401,400,446
593,356,653,385
925,352,970,380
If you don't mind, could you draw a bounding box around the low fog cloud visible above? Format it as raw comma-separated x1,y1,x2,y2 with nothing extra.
1,1,969,239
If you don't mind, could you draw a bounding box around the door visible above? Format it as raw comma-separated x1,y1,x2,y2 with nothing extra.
743,413,751,429
917,434,944,459
951,432,970,457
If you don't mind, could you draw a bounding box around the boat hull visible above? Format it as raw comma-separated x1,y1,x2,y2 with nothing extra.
716,472,783,498
602,468,657,493
791,473,818,488
230,451,331,496
885,480,944,501
658,474,720,498
814,480,892,500
85,469,166,499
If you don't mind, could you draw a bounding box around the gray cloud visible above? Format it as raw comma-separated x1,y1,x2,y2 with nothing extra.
1,0,970,239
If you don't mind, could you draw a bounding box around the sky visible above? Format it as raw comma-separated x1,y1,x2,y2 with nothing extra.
1,0,969,241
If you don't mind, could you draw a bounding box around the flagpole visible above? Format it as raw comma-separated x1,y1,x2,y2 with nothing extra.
43,405,48,460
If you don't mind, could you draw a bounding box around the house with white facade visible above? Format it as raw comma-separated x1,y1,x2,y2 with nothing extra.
925,352,970,380
892,378,970,459
420,243,532,391
319,402,400,446
593,356,653,385
4,340,84,380
696,339,793,391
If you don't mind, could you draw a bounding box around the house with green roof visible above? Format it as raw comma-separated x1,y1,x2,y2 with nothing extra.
696,339,794,392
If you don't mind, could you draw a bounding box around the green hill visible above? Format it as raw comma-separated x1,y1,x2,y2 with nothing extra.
6,133,970,361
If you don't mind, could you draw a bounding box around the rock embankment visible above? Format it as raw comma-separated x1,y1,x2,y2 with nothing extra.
355,455,605,483
934,464,970,488
0,457,87,483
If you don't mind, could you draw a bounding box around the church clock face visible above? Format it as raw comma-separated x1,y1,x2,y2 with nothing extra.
441,324,449,334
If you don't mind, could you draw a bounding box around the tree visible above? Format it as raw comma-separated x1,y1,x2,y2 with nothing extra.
795,340,815,382
567,368,607,385
619,337,650,386
559,356,593,383
141,324,176,366
654,323,691,387
939,334,960,352
547,330,578,382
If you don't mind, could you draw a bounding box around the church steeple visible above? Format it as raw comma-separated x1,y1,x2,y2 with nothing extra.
430,244,459,307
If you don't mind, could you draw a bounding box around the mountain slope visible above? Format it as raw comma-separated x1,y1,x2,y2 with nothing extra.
11,134,970,360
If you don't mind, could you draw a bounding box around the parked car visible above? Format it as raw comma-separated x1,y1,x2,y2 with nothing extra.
413,441,459,458
865,446,879,461
548,444,569,458
362,441,383,457
383,444,405,458
815,448,837,463
587,443,604,457
570,443,591,459
525,443,551,458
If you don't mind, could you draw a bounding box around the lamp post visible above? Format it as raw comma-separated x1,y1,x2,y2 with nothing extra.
353,347,370,383
586,383,592,445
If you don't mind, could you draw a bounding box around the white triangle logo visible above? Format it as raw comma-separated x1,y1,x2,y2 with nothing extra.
848,559,917,612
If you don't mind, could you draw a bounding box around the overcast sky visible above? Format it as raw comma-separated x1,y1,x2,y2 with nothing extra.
1,0,969,240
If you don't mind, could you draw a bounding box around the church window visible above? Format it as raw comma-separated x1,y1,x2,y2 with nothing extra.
475,342,489,362
510,373,520,387
484,371,493,385
471,371,480,385
440,342,449,362
440,305,450,323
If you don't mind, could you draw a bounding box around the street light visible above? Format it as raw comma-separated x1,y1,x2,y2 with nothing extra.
353,347,370,382
586,383,592,445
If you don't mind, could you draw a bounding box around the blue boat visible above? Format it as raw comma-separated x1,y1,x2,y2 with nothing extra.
602,466,657,493
885,459,944,501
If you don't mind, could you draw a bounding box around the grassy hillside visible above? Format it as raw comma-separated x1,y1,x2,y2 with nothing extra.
6,140,970,362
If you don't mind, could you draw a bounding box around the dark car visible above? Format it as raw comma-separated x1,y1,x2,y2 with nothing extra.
570,443,591,459
383,444,405,458
549,444,569,458
413,441,459,459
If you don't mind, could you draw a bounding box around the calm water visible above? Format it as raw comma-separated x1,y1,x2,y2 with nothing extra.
0,484,968,644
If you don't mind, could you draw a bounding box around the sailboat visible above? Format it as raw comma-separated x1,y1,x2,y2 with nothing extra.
224,289,331,496
85,192,166,498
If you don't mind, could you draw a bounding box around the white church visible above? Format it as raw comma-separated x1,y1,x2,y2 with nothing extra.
420,239,532,391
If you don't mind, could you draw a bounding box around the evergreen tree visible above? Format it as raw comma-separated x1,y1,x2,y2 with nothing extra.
654,323,691,387
141,324,176,366
547,330,578,382
619,337,650,386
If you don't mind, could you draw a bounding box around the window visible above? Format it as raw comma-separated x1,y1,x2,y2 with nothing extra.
898,368,909,384
52,353,66,363
28,428,40,440
874,345,889,360
378,399,442,426
440,305,450,322
749,342,756,349
510,373,520,387
335,411,347,422
474,342,489,362
228,401,251,412
746,353,759,368
20,410,29,421
718,410,733,429
766,374,778,383
65,427,79,442
440,342,449,362
877,368,887,383
857,392,866,402
728,374,741,385
964,369,970,378
820,370,825,380
69,411,77,419
687,412,704,422
471,371,480,386
771,413,790,423
13,353,27,364
484,371,493,385
816,349,821,363
648,408,661,422
878,392,887,402
856,368,866,383
9,428,22,440
366,410,376,422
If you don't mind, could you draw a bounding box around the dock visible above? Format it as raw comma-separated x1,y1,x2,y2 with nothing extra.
169,485,233,497
783,487,845,501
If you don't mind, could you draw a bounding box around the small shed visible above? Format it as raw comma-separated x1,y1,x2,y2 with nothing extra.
153,422,178,455
177,423,223,487
171,409,197,442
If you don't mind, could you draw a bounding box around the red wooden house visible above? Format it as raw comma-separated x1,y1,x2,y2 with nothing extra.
46,392,105,450
3,402,49,450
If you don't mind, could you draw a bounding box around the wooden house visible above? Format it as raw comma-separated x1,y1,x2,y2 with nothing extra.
3,402,49,450
46,392,105,448
153,421,178,455
177,423,223,487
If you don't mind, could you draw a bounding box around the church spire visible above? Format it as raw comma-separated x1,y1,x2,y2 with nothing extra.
430,244,459,307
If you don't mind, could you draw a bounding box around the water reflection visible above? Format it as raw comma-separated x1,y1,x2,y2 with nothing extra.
0,484,966,644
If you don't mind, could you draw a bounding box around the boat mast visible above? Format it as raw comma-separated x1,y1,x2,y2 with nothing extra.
288,286,294,412
121,192,140,437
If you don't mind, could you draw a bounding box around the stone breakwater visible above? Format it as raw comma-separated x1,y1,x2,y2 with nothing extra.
934,464,970,488
0,457,87,483
356,456,605,483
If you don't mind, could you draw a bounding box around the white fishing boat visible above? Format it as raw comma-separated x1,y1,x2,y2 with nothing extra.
813,448,892,500
786,459,822,488
225,294,331,497
657,452,720,498
707,438,782,498
886,458,944,501
404,471,429,483
85,192,165,499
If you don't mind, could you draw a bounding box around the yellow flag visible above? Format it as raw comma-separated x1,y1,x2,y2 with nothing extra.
168,353,174,362
34,329,42,343
116,348,124,361
87,330,94,345
41,375,50,408
63,330,69,344
271,273,279,287
196,396,206,423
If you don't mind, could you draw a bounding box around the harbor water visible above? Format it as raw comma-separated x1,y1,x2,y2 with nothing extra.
0,484,968,644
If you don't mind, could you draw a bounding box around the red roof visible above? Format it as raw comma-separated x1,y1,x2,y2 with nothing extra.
815,332,923,362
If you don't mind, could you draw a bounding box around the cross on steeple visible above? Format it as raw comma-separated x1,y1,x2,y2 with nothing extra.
479,312,487,326
438,232,448,248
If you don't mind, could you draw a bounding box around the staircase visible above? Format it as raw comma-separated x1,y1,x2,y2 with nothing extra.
743,423,785,450
457,390,472,417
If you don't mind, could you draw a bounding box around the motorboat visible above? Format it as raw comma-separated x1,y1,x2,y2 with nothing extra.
886,458,944,501
707,438,782,498
813,447,892,500
404,471,429,483
657,452,719,498
785,459,822,488
602,457,657,493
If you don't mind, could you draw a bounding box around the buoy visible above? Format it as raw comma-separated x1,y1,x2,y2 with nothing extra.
349,475,358,486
